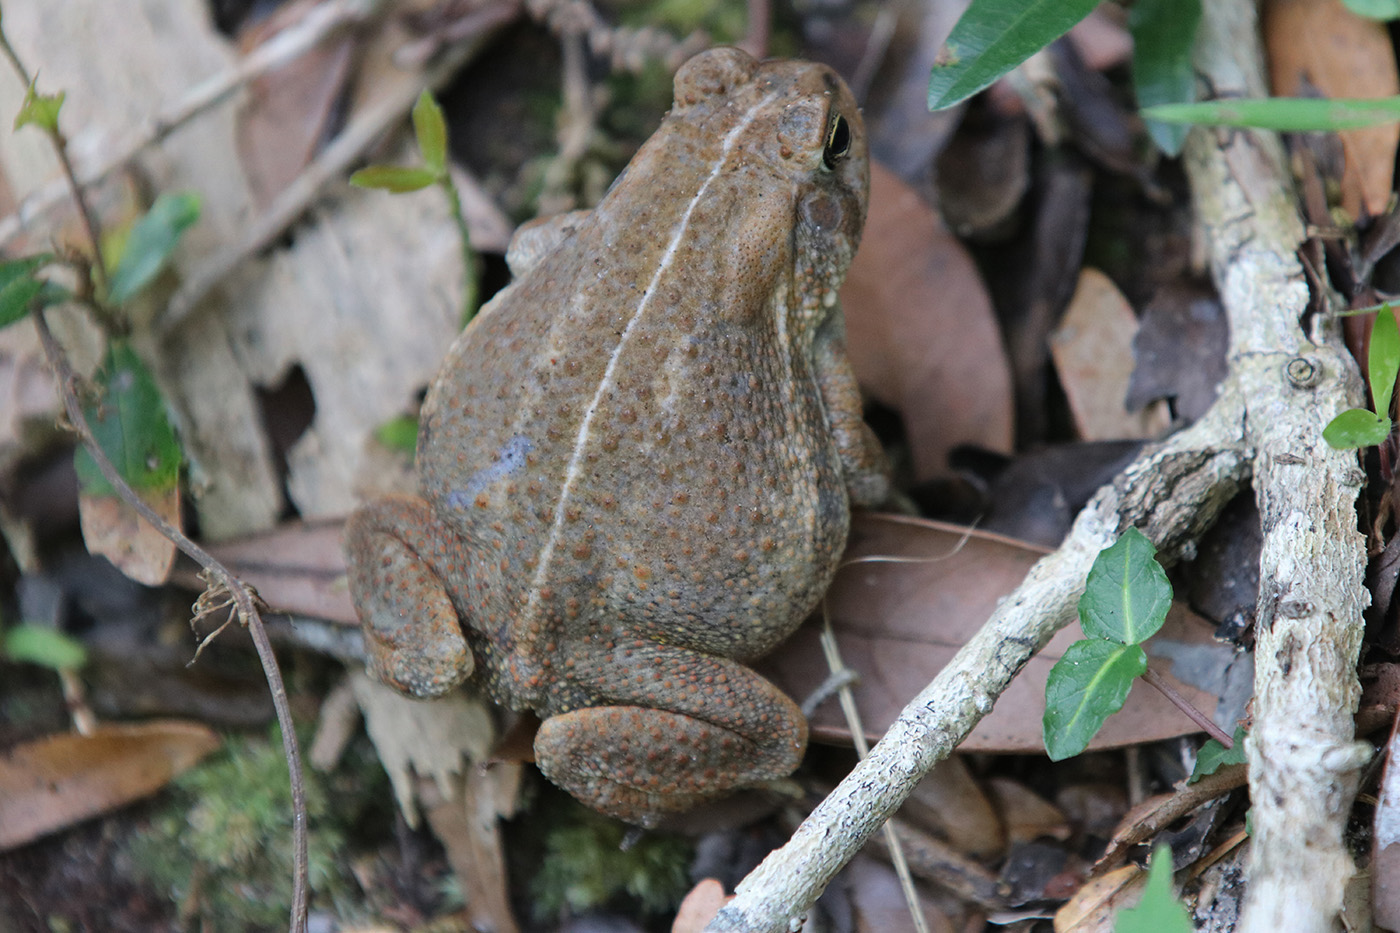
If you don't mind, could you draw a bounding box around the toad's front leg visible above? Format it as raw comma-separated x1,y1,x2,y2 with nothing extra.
345,495,475,699
535,642,808,826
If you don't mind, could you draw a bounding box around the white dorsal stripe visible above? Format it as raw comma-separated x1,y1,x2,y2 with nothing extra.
518,92,780,637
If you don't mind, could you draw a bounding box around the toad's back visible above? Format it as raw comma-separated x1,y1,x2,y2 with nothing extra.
417,108,850,694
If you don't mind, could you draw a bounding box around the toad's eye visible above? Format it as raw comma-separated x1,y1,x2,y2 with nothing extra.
822,114,851,170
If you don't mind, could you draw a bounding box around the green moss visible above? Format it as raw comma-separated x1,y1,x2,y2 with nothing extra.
126,728,381,932
530,801,693,920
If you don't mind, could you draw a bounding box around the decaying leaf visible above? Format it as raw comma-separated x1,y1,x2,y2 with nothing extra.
763,514,1229,753
1264,0,1400,218
672,879,730,933
77,485,180,587
0,720,220,851
842,163,1014,481
1050,268,1171,441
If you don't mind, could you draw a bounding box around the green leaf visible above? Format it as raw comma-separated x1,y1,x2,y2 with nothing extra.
349,165,439,193
3,623,88,670
1189,725,1248,782
927,0,1099,111
0,254,51,327
375,414,419,456
1343,0,1400,19
1370,305,1400,419
73,341,182,496
1142,96,1400,130
14,76,64,132
1130,0,1201,156
1043,639,1147,761
108,192,202,304
1114,844,1193,933
1079,528,1172,645
1323,407,1391,448
412,90,449,177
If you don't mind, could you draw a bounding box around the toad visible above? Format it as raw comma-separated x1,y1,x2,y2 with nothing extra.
346,47,888,826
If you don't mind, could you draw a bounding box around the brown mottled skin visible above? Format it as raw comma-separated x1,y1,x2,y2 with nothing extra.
345,47,888,826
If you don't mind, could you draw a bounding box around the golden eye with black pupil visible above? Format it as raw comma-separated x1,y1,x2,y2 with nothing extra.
822,114,850,170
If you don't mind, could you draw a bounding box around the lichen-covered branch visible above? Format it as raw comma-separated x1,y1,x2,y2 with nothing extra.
1185,3,1371,931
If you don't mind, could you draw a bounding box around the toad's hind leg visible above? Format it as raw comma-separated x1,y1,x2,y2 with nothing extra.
345,495,474,699
534,644,807,826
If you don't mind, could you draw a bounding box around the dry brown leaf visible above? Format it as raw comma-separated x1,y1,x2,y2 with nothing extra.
349,670,507,826
1050,268,1170,441
842,162,1014,481
204,519,357,622
1053,863,1144,933
900,757,1005,861
0,720,220,851
985,777,1071,845
1264,0,1400,218
420,768,521,933
672,879,730,933
235,0,356,208
847,855,959,933
77,486,180,586
763,513,1227,753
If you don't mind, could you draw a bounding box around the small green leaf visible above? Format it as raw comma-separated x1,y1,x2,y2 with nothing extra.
3,623,88,670
14,76,64,132
1323,407,1391,448
412,90,449,177
108,192,202,304
74,341,182,496
1130,0,1201,156
1043,639,1147,761
1369,305,1400,419
0,254,51,327
1343,0,1400,19
349,165,439,193
927,0,1099,111
1114,844,1193,933
1142,96,1400,130
375,414,419,456
1079,528,1172,645
1190,725,1248,782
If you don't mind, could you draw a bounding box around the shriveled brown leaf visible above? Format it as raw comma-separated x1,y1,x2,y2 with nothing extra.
900,757,1005,861
235,0,355,208
672,879,730,933
1050,268,1170,441
846,855,958,933
1264,0,1400,218
985,777,1071,845
0,721,220,851
349,670,507,826
1126,284,1228,424
203,519,357,622
843,163,1014,481
1097,763,1247,870
77,486,180,586
420,768,521,933
763,514,1226,753
1053,863,1144,933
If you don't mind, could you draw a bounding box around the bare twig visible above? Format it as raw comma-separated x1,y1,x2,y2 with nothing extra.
1142,666,1233,748
0,0,385,250
33,308,310,933
817,619,928,933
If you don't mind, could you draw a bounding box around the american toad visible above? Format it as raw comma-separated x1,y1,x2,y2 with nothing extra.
346,47,888,825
